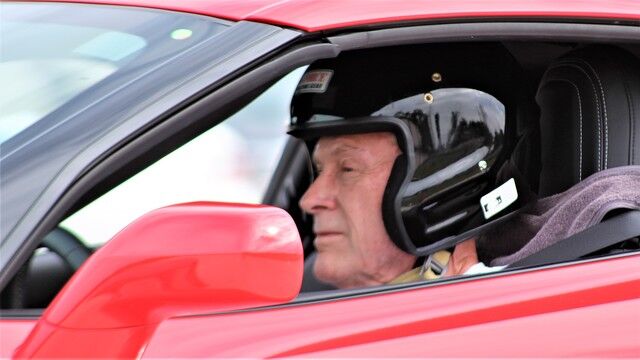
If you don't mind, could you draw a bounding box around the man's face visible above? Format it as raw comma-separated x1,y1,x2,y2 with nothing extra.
299,132,416,289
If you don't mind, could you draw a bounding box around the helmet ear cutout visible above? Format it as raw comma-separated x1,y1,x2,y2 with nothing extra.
382,153,413,253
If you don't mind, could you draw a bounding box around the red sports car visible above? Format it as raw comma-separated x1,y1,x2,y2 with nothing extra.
1,0,639,357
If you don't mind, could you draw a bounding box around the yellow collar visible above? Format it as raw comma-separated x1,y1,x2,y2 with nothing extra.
388,250,451,284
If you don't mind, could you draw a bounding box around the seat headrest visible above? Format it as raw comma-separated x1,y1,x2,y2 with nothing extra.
536,45,640,196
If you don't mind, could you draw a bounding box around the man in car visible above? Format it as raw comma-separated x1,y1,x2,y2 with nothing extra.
288,51,513,289
297,131,487,288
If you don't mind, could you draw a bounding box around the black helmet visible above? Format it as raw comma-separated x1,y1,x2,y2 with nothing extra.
289,44,521,256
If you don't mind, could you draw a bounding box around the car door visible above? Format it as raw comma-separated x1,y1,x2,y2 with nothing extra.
142,254,640,357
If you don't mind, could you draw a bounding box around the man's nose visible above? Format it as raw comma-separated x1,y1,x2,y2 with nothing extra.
299,172,336,214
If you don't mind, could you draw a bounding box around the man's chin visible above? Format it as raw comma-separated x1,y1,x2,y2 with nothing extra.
313,255,346,288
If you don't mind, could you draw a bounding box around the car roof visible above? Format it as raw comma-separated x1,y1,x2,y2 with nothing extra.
32,0,640,32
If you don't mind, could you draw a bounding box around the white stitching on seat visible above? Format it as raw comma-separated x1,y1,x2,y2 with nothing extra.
577,59,609,169
544,78,584,181
627,81,636,163
552,61,603,171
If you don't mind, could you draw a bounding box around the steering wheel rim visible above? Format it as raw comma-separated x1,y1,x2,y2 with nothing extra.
3,227,91,309
41,227,92,271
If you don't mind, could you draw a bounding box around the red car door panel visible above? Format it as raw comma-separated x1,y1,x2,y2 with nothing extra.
0,320,36,358
298,298,640,357
143,254,640,358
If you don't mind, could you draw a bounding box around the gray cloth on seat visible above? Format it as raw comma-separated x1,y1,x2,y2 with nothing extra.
485,165,640,266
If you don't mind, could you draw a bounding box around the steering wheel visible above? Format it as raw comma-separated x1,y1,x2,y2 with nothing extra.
41,227,93,271
2,227,92,309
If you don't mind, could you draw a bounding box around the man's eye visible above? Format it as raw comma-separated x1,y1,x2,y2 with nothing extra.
341,166,355,173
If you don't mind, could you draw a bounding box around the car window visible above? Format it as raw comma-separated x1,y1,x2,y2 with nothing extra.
60,68,306,248
0,2,229,144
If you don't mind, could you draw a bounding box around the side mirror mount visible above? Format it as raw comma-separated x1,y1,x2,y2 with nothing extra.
16,202,303,358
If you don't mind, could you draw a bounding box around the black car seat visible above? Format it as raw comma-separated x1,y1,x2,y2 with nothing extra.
482,45,640,267
536,45,640,196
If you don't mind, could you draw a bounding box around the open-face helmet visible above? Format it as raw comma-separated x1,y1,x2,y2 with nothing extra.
289,44,522,256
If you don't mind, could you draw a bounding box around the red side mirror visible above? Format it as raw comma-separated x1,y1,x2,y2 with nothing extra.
16,202,303,358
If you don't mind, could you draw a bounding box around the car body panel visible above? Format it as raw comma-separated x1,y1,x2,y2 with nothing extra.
0,320,36,358
30,0,640,32
142,254,640,357
299,298,640,357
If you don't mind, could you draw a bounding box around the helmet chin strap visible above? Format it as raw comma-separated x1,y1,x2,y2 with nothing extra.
418,254,433,277
418,250,449,278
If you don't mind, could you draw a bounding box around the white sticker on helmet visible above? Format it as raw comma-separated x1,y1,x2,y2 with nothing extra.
296,70,333,94
480,178,518,219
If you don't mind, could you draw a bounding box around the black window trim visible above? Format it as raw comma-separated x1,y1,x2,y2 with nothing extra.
328,21,640,51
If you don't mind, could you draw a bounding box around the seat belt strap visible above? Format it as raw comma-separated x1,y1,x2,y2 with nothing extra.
508,210,640,268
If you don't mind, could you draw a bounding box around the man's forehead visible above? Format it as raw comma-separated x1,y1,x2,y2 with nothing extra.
312,140,360,164
312,133,399,161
